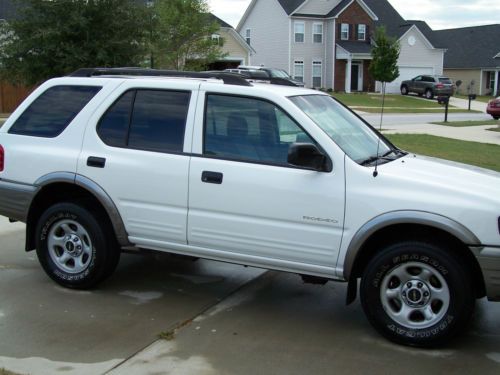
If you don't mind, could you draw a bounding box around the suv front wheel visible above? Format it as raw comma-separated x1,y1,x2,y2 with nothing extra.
400,85,409,95
35,202,120,289
360,241,474,347
425,89,434,99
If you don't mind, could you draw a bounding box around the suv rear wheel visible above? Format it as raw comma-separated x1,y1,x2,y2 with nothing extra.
425,89,434,99
360,241,474,347
35,202,120,289
400,85,409,95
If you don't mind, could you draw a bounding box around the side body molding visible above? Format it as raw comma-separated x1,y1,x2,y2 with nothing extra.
342,210,481,280
33,172,131,247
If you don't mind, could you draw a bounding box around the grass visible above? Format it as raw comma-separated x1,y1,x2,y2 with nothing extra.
331,93,480,113
332,93,442,108
488,127,500,132
1,369,23,375
430,119,500,127
386,134,500,172
454,94,495,103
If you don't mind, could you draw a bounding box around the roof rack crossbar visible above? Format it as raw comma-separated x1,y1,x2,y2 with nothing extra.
69,68,252,86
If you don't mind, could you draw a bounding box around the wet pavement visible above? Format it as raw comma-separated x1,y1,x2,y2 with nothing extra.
1,217,500,374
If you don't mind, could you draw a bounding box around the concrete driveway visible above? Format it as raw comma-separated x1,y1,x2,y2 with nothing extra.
1,217,500,375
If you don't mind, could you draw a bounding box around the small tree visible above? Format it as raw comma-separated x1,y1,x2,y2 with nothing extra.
0,0,149,85
369,26,400,176
369,26,400,98
149,0,226,70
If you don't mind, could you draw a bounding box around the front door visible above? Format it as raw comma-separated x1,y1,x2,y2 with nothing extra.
351,64,362,91
187,93,345,271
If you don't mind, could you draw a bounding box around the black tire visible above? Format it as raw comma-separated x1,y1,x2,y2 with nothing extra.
425,89,434,99
35,202,120,289
360,241,474,347
493,116,499,120
401,85,409,95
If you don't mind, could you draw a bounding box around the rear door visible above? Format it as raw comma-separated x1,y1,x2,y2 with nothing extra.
187,90,345,273
78,80,199,248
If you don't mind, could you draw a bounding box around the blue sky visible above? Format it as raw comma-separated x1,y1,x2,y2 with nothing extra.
207,0,500,30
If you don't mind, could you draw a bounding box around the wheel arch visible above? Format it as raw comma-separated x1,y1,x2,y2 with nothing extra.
343,211,486,304
25,172,131,251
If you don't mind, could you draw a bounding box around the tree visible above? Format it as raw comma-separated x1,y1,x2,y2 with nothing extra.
369,26,400,93
0,0,148,85
148,0,226,70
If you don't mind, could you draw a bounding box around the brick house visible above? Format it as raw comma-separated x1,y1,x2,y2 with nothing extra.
237,0,446,92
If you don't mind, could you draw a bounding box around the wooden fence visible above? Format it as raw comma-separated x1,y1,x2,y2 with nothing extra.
0,81,34,114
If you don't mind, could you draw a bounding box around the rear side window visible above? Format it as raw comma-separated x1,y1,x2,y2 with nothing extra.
9,85,102,137
439,78,452,84
98,89,191,153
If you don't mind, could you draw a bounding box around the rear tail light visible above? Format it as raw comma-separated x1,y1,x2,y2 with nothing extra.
0,145,4,172
436,83,444,89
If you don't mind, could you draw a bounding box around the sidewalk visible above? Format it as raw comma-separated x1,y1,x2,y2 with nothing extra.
448,96,487,113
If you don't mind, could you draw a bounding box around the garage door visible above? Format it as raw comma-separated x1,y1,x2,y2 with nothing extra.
384,67,434,94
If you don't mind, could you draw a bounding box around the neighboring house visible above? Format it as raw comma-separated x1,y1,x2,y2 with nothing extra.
206,13,255,70
434,25,500,96
237,0,446,93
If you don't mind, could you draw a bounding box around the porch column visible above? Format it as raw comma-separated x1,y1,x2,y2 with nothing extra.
345,57,352,93
494,70,499,96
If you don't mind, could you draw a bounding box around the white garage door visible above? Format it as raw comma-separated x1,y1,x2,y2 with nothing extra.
384,67,434,94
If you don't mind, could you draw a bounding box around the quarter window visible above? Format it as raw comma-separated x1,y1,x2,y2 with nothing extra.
98,89,191,153
341,23,349,40
313,23,323,43
294,22,305,43
294,61,304,82
204,95,314,166
9,85,101,138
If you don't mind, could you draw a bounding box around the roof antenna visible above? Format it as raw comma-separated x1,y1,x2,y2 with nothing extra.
373,81,386,178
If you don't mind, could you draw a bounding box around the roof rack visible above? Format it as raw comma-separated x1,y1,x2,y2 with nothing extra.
69,68,253,87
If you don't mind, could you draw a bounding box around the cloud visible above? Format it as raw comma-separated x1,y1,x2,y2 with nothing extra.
208,0,498,30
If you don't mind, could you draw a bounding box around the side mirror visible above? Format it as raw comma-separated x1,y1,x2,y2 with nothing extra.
288,143,332,172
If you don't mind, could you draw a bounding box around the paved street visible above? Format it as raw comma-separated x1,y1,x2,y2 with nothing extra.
1,217,500,374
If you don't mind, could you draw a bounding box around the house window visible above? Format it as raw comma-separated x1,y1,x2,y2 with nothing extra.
211,34,221,46
313,23,323,43
341,23,349,40
358,24,366,41
245,29,251,45
294,61,304,82
312,61,322,88
294,22,305,43
486,71,495,89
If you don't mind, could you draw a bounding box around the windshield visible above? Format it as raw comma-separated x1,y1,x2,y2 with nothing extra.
289,95,393,164
268,69,290,78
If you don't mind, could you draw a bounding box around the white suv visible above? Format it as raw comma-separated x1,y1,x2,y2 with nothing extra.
0,68,499,347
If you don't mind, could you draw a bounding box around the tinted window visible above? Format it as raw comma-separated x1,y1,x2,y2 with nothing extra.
9,85,101,137
439,78,452,84
204,95,314,165
98,91,134,147
128,90,190,153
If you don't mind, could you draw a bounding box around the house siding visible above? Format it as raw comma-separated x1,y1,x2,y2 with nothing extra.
238,0,290,72
444,69,482,95
219,29,250,64
325,19,336,89
398,29,443,74
291,18,328,87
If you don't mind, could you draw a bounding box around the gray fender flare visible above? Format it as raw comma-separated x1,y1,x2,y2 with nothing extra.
33,172,131,247
343,210,481,280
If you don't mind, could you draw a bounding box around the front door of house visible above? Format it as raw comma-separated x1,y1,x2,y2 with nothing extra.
351,64,360,91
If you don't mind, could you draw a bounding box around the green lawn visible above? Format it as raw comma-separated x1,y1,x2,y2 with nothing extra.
454,94,495,103
430,119,499,127
331,93,479,113
386,134,500,172
332,93,441,108
1,369,22,375
488,127,500,132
